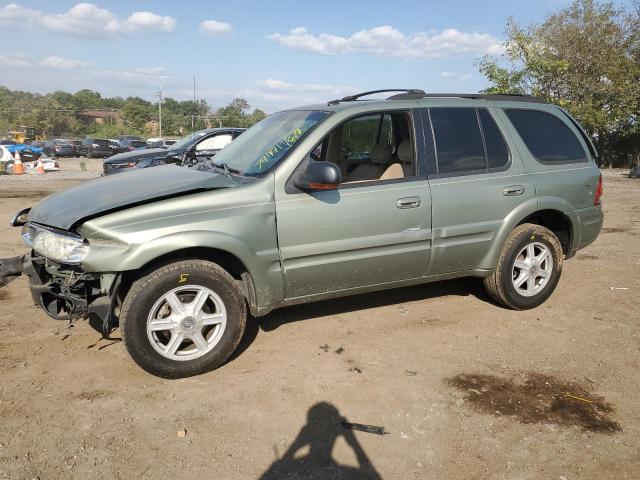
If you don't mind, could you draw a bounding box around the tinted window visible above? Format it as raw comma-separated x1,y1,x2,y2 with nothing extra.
430,108,486,174
478,109,509,169
505,109,586,163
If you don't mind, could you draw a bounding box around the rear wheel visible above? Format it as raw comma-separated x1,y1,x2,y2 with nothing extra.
484,223,563,310
120,260,247,378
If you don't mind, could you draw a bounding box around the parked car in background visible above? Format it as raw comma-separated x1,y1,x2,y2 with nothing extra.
2,157,59,174
116,135,143,142
146,138,178,149
76,138,114,158
116,139,147,153
30,140,47,149
103,128,244,174
69,140,82,155
44,139,75,158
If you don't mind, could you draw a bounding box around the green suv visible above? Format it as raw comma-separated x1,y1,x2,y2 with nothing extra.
6,89,604,378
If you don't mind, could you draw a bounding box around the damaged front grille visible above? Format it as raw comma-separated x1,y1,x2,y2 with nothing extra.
28,256,97,320
25,255,122,338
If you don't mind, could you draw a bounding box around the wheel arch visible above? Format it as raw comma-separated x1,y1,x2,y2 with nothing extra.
120,246,260,317
479,199,578,270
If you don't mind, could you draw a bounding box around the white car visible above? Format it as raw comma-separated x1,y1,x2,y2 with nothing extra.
2,156,60,174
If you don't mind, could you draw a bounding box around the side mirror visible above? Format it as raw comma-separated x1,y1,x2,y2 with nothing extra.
10,207,30,227
293,161,341,191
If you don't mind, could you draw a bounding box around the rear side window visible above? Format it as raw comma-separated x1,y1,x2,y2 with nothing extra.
430,108,486,174
505,109,587,163
478,109,509,169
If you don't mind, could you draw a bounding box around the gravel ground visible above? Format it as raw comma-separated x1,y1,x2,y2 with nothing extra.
0,167,638,479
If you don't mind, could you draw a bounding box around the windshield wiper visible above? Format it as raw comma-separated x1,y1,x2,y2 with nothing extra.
212,162,242,177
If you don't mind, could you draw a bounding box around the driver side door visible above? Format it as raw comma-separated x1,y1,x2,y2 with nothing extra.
275,110,432,299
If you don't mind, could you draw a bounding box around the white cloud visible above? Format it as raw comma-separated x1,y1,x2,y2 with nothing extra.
268,25,503,59
258,79,355,95
438,71,472,80
0,52,88,69
0,3,176,38
40,56,89,69
97,67,171,83
123,11,176,33
0,52,31,67
199,19,233,36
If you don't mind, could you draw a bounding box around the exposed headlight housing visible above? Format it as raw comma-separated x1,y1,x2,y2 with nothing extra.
31,229,89,264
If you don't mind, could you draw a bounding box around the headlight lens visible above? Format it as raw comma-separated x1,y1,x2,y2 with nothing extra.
32,230,89,264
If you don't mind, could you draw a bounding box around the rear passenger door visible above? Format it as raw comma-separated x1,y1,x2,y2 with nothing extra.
422,106,537,274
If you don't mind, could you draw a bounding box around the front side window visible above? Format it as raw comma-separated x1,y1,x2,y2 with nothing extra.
313,111,415,184
196,134,233,151
505,109,587,163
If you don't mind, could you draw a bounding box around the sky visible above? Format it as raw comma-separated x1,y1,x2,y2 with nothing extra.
0,0,601,112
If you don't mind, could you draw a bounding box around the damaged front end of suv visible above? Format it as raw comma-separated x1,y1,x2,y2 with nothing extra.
4,209,122,337
1,162,244,340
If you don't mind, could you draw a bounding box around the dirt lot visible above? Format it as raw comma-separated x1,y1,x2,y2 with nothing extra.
0,164,638,479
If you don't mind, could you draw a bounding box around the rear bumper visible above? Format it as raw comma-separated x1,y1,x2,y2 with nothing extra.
575,205,604,250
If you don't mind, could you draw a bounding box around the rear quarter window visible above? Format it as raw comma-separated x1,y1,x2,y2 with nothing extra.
505,109,587,164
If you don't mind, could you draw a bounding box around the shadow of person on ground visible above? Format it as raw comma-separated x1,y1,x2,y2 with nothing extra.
259,402,382,480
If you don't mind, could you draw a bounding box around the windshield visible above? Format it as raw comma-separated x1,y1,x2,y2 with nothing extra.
169,130,210,151
212,110,328,176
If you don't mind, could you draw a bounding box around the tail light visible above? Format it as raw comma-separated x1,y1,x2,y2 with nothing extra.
594,173,603,206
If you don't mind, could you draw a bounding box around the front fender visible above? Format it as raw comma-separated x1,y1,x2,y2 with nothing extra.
81,229,283,309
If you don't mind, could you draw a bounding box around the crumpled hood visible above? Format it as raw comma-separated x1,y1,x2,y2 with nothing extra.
104,147,172,164
28,164,238,230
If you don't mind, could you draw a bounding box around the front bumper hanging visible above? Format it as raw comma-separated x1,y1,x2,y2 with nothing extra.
2,252,121,338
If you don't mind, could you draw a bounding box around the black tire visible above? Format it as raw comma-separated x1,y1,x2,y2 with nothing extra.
484,223,563,310
120,260,247,378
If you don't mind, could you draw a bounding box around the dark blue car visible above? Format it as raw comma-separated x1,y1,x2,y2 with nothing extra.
102,128,245,175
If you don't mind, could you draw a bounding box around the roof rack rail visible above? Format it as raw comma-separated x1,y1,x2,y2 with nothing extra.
328,89,426,105
419,93,546,103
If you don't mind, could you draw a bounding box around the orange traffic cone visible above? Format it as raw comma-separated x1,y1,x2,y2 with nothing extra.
12,150,24,175
36,159,45,174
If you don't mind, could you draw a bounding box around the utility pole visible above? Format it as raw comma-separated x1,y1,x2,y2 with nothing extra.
156,88,163,137
192,75,196,133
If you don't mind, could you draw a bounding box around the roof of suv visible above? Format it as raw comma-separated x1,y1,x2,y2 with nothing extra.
292,89,550,113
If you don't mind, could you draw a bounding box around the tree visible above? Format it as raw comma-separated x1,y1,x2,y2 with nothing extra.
121,97,153,133
478,0,640,166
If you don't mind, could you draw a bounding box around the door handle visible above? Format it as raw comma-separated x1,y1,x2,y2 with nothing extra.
396,197,421,209
503,185,525,196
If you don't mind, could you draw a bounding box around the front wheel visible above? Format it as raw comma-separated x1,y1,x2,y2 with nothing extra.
484,223,563,310
120,260,247,378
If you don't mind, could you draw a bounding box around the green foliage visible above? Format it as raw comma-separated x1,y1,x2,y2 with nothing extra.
121,97,153,133
214,98,267,128
0,87,267,140
478,0,640,166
